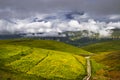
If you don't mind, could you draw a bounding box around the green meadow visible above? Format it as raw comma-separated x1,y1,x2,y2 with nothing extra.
82,40,120,53
0,39,91,80
0,39,119,80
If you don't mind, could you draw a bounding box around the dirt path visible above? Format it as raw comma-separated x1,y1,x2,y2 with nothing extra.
83,56,91,80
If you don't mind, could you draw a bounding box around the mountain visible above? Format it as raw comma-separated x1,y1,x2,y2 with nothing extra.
0,34,23,39
111,28,120,38
0,30,119,47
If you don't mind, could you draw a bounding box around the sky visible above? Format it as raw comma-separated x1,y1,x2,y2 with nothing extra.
0,0,120,37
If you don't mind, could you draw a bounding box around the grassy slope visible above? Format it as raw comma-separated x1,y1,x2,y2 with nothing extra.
81,40,120,53
92,51,120,71
0,40,90,80
91,51,120,80
0,39,91,56
81,40,120,80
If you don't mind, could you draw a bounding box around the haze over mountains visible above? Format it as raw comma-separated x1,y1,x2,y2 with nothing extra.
0,11,120,40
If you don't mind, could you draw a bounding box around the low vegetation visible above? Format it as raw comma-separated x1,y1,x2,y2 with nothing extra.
81,40,120,80
82,40,120,53
0,40,89,80
0,39,91,56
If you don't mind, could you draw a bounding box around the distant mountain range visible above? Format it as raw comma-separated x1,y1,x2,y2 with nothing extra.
0,28,119,47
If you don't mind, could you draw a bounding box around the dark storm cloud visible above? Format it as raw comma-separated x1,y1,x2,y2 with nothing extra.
84,0,120,15
0,0,120,19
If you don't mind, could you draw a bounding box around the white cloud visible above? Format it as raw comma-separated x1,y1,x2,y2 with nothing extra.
0,19,53,34
99,30,111,37
68,20,80,28
107,22,120,29
109,14,120,20
0,13,120,37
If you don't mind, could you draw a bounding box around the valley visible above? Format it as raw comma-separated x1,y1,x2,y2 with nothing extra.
0,39,120,80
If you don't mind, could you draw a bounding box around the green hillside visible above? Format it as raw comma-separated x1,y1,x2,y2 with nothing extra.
0,40,90,80
81,40,120,80
0,39,91,55
81,40,120,53
92,51,120,71
92,51,120,80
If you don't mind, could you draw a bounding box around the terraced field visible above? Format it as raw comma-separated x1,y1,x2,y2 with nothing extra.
0,40,90,80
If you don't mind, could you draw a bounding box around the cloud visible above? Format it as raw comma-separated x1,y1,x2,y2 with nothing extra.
66,19,113,37
0,19,15,34
108,14,120,20
16,21,52,33
107,22,120,29
0,12,120,37
0,0,120,38
0,0,120,19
